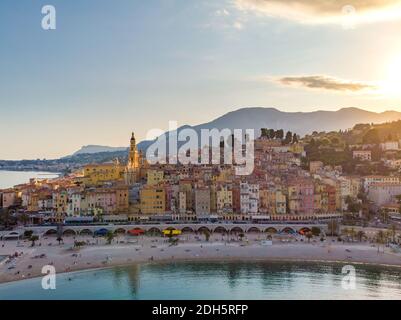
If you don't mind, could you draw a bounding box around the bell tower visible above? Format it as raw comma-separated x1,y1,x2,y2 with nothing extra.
125,132,140,185
128,132,138,168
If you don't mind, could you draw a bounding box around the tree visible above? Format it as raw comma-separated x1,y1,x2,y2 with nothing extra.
24,230,33,238
311,227,321,237
284,131,292,144
203,229,211,242
30,235,39,247
376,230,386,253
74,240,86,249
275,129,284,140
328,220,339,236
261,128,268,138
0,208,14,228
105,231,115,245
380,208,390,224
18,213,30,226
389,224,397,243
267,129,275,139
57,237,63,245
292,133,299,144
305,232,313,243
363,128,380,144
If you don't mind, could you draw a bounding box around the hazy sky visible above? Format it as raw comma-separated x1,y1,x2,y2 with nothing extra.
2,0,401,159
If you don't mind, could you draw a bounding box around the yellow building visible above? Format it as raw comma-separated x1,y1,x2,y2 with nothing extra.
147,170,164,186
216,186,232,212
140,186,166,214
81,162,124,186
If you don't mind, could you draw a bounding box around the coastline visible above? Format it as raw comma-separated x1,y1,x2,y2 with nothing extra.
1,235,401,285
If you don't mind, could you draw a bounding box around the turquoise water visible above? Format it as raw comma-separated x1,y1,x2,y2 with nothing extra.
1,261,401,300
0,171,60,189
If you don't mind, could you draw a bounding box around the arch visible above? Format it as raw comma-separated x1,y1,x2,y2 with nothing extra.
63,229,77,236
280,227,296,234
114,228,126,234
94,228,109,236
147,227,162,235
128,228,145,236
265,227,278,234
80,229,93,236
247,227,261,233
230,227,244,233
44,229,57,236
299,227,311,235
181,227,195,233
197,226,211,233
214,226,227,233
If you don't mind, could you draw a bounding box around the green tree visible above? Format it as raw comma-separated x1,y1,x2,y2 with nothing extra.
18,213,30,226
261,128,267,137
105,231,115,245
268,129,276,139
389,224,397,243
284,131,293,144
292,133,299,144
29,235,39,247
0,208,14,228
24,230,33,238
311,227,321,237
203,229,211,242
305,232,313,243
275,129,284,140
376,230,386,253
363,128,380,144
57,237,63,245
74,240,86,249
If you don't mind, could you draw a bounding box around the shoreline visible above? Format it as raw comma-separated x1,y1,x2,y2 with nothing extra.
1,236,401,285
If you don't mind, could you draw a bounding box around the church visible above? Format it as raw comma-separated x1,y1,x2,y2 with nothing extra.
124,132,147,185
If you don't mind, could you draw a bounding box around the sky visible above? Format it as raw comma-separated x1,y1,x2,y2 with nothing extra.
2,0,401,159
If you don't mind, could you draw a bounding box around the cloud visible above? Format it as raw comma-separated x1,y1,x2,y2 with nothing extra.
276,75,376,92
234,0,401,24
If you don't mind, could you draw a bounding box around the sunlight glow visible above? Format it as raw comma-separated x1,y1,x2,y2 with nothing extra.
379,56,401,97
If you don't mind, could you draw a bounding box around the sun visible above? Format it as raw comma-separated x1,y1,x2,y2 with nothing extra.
380,56,401,97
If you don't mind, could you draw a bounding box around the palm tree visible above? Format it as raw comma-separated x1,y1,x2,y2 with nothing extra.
349,228,356,242
57,237,63,245
389,224,397,243
305,232,313,243
380,209,390,224
105,231,115,245
30,235,39,247
376,230,386,253
203,230,211,242
24,230,33,239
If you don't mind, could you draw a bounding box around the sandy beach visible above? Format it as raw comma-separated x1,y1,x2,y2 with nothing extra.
1,234,401,284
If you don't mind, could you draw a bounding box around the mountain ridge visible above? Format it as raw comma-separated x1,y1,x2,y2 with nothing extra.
65,107,401,156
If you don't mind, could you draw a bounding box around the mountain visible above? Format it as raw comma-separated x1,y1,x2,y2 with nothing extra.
136,107,401,151
70,145,128,157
